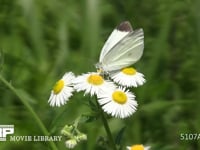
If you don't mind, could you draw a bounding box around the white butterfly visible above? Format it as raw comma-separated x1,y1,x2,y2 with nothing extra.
96,21,144,74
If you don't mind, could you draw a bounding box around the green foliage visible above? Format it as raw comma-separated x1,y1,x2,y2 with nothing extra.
0,0,199,149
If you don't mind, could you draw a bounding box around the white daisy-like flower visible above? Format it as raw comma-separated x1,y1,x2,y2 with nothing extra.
48,72,75,107
111,67,145,87
97,87,137,118
127,144,150,150
73,72,116,96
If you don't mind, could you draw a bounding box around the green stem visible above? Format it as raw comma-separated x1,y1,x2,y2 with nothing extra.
96,99,117,150
0,75,58,150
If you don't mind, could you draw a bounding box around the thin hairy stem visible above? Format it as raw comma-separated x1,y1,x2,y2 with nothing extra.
95,98,117,150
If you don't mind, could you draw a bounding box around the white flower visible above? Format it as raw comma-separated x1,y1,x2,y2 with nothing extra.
73,72,116,96
97,87,137,118
127,144,150,150
111,67,145,87
48,72,75,107
65,139,77,149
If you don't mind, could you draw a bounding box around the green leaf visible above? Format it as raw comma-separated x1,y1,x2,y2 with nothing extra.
115,126,126,146
79,114,98,123
88,98,98,111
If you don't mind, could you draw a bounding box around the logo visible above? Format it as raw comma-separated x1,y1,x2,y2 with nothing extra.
0,125,62,142
0,125,14,141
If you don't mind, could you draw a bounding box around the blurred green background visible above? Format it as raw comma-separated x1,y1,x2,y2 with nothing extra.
0,0,200,149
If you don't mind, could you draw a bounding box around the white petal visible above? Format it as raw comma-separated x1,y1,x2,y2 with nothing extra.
111,71,146,87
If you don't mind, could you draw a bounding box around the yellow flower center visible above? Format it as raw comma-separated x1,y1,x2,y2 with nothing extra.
112,91,127,104
122,67,136,75
87,74,104,85
130,145,144,150
53,80,64,94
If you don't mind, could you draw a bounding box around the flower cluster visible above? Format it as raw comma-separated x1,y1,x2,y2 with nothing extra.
61,125,87,149
47,21,150,149
48,66,145,119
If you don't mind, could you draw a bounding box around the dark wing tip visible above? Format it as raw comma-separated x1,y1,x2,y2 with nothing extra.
117,21,133,32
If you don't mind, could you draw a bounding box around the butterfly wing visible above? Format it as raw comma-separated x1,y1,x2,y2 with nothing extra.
100,28,144,72
99,21,133,62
